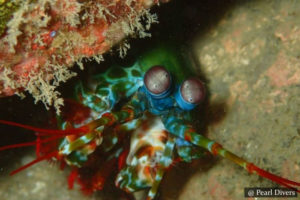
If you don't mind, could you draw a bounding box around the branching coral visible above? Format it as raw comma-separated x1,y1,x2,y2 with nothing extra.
0,0,165,114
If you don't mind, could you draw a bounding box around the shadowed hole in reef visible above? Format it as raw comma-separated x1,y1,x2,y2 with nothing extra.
0,0,241,199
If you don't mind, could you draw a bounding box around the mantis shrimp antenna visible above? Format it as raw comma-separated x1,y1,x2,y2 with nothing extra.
0,105,135,137
0,135,64,151
0,106,135,174
0,120,89,136
9,151,59,176
0,120,65,175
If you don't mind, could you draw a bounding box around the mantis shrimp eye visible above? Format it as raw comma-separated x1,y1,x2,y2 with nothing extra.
143,65,172,99
181,78,205,104
175,78,205,110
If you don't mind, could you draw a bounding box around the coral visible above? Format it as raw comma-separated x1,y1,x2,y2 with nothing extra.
0,0,163,114
0,0,20,36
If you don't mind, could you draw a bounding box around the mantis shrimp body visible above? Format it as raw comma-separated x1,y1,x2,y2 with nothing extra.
0,44,300,199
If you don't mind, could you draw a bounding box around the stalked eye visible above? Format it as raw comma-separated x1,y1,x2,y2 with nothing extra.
180,78,205,104
143,66,172,99
175,77,205,110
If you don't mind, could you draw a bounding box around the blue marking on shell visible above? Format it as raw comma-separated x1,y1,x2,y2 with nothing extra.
176,137,192,147
139,86,174,115
207,141,216,152
180,125,187,138
50,31,56,37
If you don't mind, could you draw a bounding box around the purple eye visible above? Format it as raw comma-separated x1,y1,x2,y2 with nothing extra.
143,66,172,98
180,78,205,104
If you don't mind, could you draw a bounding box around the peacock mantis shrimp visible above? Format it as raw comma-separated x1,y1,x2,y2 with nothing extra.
0,44,299,199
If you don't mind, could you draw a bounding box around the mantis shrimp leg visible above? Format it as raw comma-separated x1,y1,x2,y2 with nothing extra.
162,115,300,191
146,137,176,200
